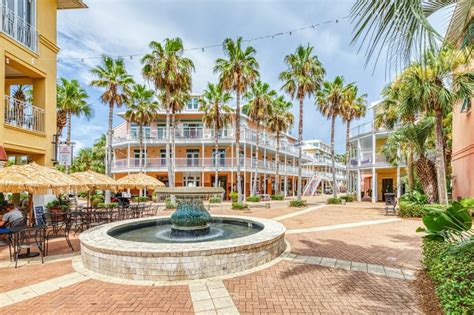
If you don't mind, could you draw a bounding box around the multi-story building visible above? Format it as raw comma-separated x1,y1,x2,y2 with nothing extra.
0,0,86,166
111,95,316,199
348,101,406,202
301,139,346,196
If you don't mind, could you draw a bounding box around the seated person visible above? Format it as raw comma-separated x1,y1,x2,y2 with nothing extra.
0,204,24,234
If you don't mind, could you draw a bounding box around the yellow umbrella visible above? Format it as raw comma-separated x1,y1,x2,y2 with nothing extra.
70,170,117,191
116,173,165,191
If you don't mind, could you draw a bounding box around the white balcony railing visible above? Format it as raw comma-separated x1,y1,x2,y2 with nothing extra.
1,4,38,52
112,157,315,176
4,96,45,133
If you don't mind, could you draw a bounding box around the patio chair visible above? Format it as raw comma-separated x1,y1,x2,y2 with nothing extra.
2,217,27,262
385,198,398,216
13,226,46,268
45,212,74,256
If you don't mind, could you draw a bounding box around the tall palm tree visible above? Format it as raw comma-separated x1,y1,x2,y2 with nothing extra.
279,44,325,200
124,84,159,172
243,81,276,195
57,78,92,173
341,84,367,194
267,96,294,194
396,48,473,204
350,0,473,70
142,38,194,189
199,83,234,188
90,56,134,178
316,76,347,198
383,118,439,202
214,37,260,202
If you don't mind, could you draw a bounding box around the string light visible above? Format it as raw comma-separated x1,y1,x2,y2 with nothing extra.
56,14,349,63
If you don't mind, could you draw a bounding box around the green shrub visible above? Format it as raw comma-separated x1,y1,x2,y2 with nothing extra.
91,197,103,207
271,194,284,201
399,201,427,218
422,239,474,313
229,192,238,202
289,199,307,207
340,195,354,202
327,197,342,204
400,190,428,204
209,196,222,204
246,195,261,202
231,202,248,210
165,198,177,209
133,196,149,202
97,202,118,209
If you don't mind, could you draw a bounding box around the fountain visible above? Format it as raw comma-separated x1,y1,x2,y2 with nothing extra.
79,187,286,281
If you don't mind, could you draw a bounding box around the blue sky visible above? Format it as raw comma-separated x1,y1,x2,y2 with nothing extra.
56,0,452,154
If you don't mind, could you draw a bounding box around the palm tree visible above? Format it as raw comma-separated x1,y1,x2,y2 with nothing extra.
396,48,473,204
341,84,367,194
142,38,194,189
57,78,92,145
214,37,260,202
316,76,347,198
279,44,325,200
350,0,473,70
383,118,438,202
199,83,234,188
267,96,294,194
243,81,276,195
124,84,159,172
90,56,134,178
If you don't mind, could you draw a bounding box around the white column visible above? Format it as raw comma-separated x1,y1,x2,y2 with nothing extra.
284,155,288,197
243,143,247,200
263,139,267,194
201,142,205,187
144,141,147,174
357,138,361,167
292,157,296,196
231,142,234,193
127,142,130,173
372,167,377,203
396,146,401,198
357,169,361,201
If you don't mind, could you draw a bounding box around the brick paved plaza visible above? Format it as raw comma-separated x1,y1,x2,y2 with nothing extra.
0,198,425,314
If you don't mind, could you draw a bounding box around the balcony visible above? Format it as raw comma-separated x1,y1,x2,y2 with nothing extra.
3,96,45,134
111,157,314,177
1,4,38,53
350,121,392,138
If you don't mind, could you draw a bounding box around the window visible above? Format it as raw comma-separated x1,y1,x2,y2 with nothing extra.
130,124,151,139
186,97,199,110
183,123,203,138
186,149,200,166
133,149,147,167
159,149,167,166
157,125,166,139
184,174,201,187
212,149,226,166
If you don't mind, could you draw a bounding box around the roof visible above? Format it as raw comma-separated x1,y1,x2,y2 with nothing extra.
57,0,88,9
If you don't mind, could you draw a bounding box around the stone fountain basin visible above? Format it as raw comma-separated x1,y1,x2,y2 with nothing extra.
79,215,286,281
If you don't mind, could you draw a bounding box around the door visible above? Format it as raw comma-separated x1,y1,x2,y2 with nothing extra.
382,178,394,201
186,149,200,167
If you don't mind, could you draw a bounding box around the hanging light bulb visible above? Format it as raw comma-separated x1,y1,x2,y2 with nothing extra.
202,48,205,52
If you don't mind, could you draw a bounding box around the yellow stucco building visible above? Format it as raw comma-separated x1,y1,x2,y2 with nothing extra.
0,0,86,166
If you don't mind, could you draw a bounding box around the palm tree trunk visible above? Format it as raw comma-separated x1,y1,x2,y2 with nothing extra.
345,120,350,194
297,97,303,201
276,132,280,194
165,108,172,188
139,123,143,172
434,108,448,204
236,89,242,203
415,155,438,203
253,122,260,196
66,111,72,174
214,125,219,188
407,145,415,191
331,114,337,198
171,113,176,188
106,102,114,177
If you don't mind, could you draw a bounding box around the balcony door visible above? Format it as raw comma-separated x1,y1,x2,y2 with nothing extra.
184,174,201,187
183,123,202,139
133,149,147,167
186,149,200,167
212,149,226,167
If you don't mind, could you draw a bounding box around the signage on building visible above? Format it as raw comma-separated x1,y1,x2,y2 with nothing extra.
58,144,72,166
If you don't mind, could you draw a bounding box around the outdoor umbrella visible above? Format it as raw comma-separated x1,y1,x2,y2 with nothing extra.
0,162,87,224
116,173,165,191
70,170,118,207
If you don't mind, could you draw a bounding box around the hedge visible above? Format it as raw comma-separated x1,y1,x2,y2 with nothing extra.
97,202,118,209
271,194,284,201
229,192,238,202
289,199,307,207
246,195,261,202
231,202,248,210
422,239,474,313
327,197,342,204
340,195,354,202
165,198,177,209
399,201,427,218
209,196,222,204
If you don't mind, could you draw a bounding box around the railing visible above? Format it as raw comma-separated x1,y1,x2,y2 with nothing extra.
350,121,373,138
3,96,45,133
1,5,38,52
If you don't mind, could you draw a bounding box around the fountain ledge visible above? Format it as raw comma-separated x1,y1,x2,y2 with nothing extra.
79,215,286,280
